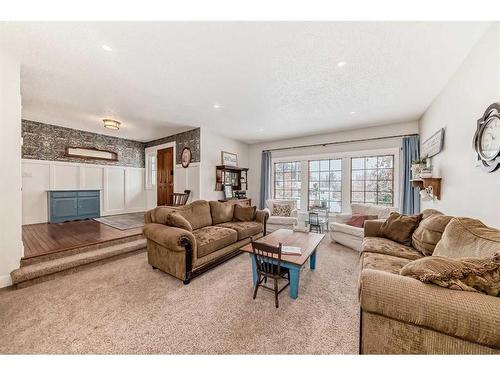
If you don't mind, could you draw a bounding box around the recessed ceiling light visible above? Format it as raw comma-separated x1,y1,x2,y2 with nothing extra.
102,44,113,52
337,61,346,67
213,104,221,109
350,111,356,115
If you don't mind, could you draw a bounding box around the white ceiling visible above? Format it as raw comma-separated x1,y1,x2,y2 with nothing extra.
0,22,490,143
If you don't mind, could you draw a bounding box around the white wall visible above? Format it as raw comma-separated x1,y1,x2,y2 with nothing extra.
22,159,147,224
200,128,250,201
419,24,500,227
248,121,419,209
0,52,22,287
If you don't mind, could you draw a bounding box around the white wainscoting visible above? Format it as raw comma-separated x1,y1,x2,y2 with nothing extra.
22,159,147,225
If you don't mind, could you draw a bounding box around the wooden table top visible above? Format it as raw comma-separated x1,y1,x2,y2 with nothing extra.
240,229,325,266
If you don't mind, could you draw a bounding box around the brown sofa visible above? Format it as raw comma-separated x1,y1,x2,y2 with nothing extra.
143,200,268,284
359,212,500,354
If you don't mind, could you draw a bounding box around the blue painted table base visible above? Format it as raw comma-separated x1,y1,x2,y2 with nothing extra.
249,249,317,299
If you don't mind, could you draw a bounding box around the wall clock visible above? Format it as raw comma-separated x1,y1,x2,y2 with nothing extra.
181,147,192,168
474,102,500,172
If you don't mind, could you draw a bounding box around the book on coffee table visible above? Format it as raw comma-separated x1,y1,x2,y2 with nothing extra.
282,246,302,256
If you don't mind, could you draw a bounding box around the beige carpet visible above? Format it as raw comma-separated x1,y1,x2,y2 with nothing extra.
0,239,360,354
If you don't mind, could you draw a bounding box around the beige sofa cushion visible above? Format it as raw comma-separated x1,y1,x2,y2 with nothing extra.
401,253,500,297
165,213,193,232
233,205,256,222
192,226,238,258
209,201,234,225
362,252,411,274
362,237,423,260
176,200,212,230
412,213,453,256
150,206,178,225
216,221,262,240
379,212,422,246
434,217,500,258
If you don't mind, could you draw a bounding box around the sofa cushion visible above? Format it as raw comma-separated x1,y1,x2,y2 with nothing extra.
216,221,263,240
434,217,500,259
166,213,193,232
331,222,364,238
209,201,234,225
401,253,500,297
176,200,212,230
362,237,423,260
412,213,453,256
192,226,238,258
150,206,178,225
379,212,422,246
345,214,378,228
362,252,411,274
267,216,297,225
233,205,256,222
271,202,292,217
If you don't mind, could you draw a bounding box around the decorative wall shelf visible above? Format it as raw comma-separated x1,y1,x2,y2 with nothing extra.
215,165,248,191
410,178,442,200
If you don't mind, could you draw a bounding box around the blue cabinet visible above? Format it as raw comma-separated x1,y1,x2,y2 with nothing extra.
48,190,100,223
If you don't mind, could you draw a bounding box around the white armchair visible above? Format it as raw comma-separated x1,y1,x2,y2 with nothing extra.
330,203,397,251
263,199,298,232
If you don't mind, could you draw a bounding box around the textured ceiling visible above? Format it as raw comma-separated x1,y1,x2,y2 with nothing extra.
0,22,490,143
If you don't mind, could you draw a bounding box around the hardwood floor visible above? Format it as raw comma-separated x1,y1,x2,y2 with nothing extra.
22,220,143,259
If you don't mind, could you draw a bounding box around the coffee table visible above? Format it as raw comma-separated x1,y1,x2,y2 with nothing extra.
240,229,325,299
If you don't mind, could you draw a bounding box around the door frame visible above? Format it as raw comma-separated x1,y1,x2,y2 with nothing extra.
145,141,176,207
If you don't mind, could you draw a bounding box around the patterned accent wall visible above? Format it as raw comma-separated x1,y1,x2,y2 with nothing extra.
22,120,202,168
22,120,146,168
145,128,200,164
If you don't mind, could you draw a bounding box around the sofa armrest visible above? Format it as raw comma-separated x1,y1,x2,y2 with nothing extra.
143,223,196,252
255,209,269,224
360,269,500,349
291,208,298,218
364,219,384,237
332,213,352,224
144,209,154,224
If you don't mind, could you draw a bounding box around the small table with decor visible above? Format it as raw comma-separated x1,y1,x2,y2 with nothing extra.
240,229,325,299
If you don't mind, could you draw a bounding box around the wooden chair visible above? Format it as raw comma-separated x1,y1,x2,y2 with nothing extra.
171,190,191,206
309,212,322,233
251,238,290,308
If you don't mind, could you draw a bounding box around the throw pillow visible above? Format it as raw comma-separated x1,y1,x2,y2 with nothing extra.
400,253,500,297
345,214,378,228
433,217,500,259
209,201,235,225
379,212,422,246
233,205,257,222
165,212,193,232
412,213,453,256
272,203,292,217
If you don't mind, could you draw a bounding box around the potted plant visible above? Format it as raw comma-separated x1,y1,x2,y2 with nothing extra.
411,157,428,179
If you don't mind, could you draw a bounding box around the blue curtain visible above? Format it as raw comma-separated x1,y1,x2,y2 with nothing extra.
259,151,272,209
401,135,421,215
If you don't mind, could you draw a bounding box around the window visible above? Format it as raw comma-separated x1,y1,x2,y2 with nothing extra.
146,153,157,188
308,159,342,213
273,161,301,209
351,155,394,206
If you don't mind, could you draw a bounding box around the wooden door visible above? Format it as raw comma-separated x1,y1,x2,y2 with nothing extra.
157,147,174,206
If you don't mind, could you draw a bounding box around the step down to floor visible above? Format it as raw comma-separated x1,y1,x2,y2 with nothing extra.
11,238,147,287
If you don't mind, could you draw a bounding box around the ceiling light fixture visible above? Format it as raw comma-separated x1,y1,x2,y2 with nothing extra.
350,111,356,115
213,104,221,109
336,61,346,67
103,119,120,130
102,44,113,52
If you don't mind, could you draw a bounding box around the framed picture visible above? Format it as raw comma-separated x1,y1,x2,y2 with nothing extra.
421,128,445,158
181,147,192,168
223,184,233,199
221,151,238,167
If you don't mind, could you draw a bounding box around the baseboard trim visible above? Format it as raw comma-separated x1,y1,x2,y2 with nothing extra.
0,274,13,288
